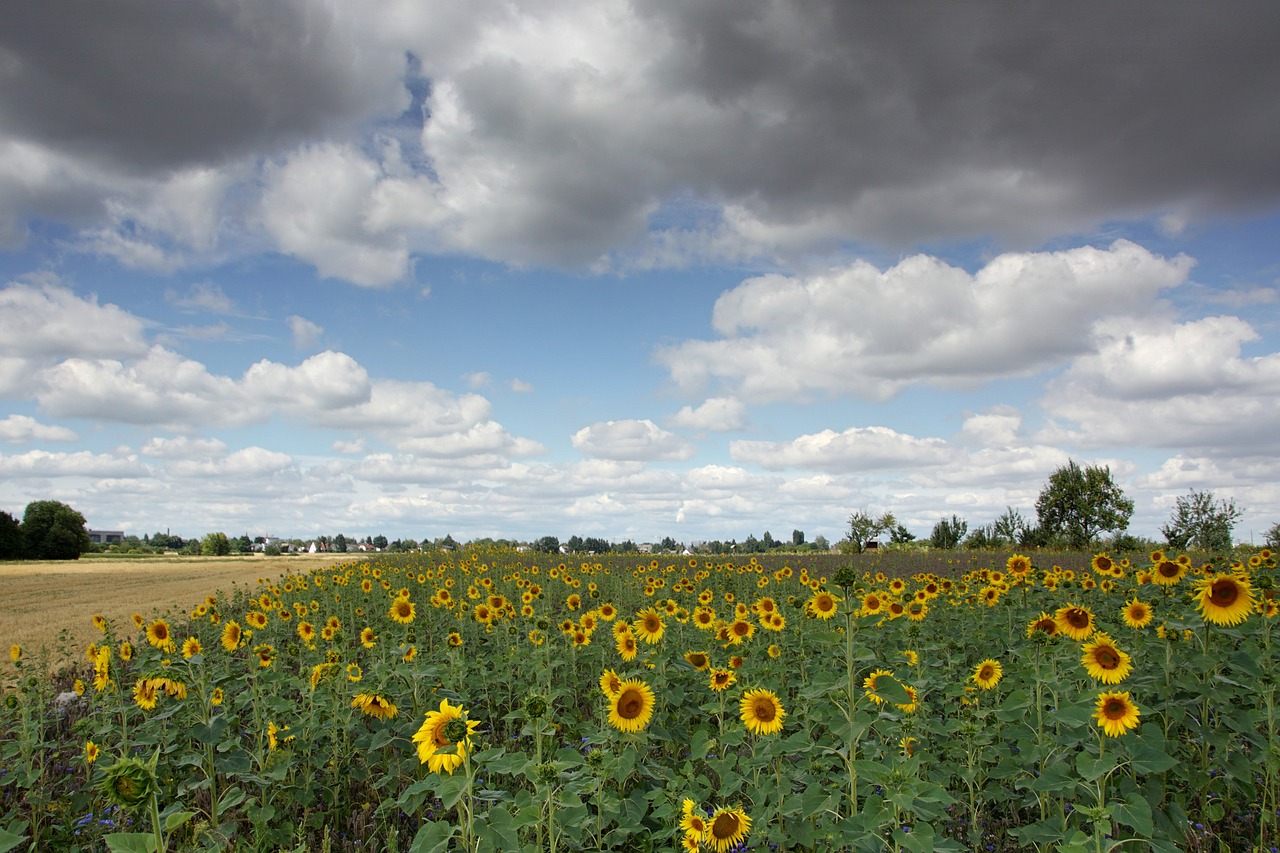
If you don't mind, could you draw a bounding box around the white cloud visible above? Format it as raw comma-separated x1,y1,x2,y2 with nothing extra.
509,378,534,393
0,414,77,443
286,315,324,350
0,281,149,361
668,396,746,431
732,426,951,472
463,371,491,389
0,448,146,478
571,419,694,461
167,282,235,314
139,436,228,458
656,241,1192,402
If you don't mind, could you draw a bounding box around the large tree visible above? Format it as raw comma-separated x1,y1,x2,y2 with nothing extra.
843,511,897,554
0,510,23,559
21,500,92,560
1035,460,1134,549
1161,490,1243,551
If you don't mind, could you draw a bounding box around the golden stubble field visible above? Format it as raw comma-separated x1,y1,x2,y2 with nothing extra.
1,553,351,677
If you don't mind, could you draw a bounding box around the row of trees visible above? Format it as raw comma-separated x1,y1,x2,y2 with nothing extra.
845,460,1267,553
0,501,93,560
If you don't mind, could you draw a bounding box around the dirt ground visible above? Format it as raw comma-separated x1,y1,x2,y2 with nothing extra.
1,553,353,678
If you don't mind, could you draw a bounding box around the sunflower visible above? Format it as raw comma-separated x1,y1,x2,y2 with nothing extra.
9,644,20,663
1093,691,1141,737
725,619,754,645
1080,633,1132,684
861,592,885,616
806,591,839,620
181,637,202,659
633,608,665,644
412,698,480,774
1121,598,1154,629
679,799,709,843
85,740,99,764
1090,553,1115,575
447,632,463,647
1054,605,1095,641
896,684,919,714
708,668,736,692
972,659,1003,690
1026,611,1059,638
220,621,243,653
1194,573,1254,627
607,678,655,733
616,632,638,662
92,613,107,632
296,621,317,645
255,644,275,668
599,668,624,698
346,663,362,683
146,619,176,653
132,677,159,711
739,688,786,735
352,693,398,720
359,627,377,648
705,806,751,853
1151,559,1186,586
1006,554,1033,576
389,598,416,624
267,721,292,751
863,669,894,704
684,650,711,671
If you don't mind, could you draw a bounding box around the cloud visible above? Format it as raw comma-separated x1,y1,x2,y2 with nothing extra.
287,315,324,350
140,435,228,458
571,419,694,461
668,397,746,431
0,448,146,478
509,378,534,393
658,241,1191,402
463,372,491,389
166,282,235,314
0,281,149,362
732,426,951,472
0,414,76,443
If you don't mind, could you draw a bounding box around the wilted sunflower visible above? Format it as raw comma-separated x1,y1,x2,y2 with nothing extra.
413,698,480,774
971,659,1003,690
1081,633,1132,684
146,619,176,653
705,806,752,853
220,621,243,653
1093,691,1141,737
1054,605,1095,641
1121,598,1154,629
740,688,785,735
1194,573,1255,627
389,598,416,625
352,692,398,720
633,608,665,645
608,678,655,733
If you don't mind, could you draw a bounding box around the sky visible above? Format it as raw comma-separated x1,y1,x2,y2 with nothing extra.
2,2,1279,547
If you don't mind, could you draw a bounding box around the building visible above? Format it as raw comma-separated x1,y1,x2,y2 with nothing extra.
88,530,124,545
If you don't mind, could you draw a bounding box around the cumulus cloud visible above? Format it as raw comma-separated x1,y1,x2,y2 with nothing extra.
0,281,149,361
668,397,746,431
140,435,228,458
0,414,76,443
287,315,324,350
509,378,534,393
571,419,694,461
657,241,1191,402
0,448,145,478
732,426,952,472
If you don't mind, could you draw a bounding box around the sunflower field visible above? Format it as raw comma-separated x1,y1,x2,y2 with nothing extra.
2,546,1278,852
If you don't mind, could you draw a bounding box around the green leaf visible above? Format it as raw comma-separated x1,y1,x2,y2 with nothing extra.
1113,790,1153,837
1075,751,1111,783
1129,727,1178,775
215,785,247,813
163,810,196,833
408,820,456,853
105,833,160,853
0,827,26,853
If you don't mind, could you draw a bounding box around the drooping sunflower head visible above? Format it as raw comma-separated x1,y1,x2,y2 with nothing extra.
684,650,710,671
1195,573,1255,627
607,678,655,733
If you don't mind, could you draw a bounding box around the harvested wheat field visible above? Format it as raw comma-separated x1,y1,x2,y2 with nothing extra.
1,553,351,676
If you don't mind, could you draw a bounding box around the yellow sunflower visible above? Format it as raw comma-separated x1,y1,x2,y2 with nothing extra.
1151,558,1186,586
1054,605,1095,641
352,692,398,720
599,668,624,698
447,632,463,647
255,643,275,668
739,688,786,735
389,598,416,624
1121,598,1154,629
412,698,480,774
616,632,638,662
684,650,711,671
1081,633,1132,684
705,806,752,853
181,636,202,659
679,799,709,844
360,627,377,648
708,668,736,692
1194,573,1254,627
220,620,243,653
1006,554,1032,576
1026,611,1059,638
806,590,839,620
1093,691,1141,737
146,619,176,653
132,677,159,711
972,659,1003,690
607,678,655,733
633,608,665,645
862,668,894,704
85,740,99,764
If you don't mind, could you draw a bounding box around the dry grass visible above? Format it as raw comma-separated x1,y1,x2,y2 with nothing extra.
1,553,352,677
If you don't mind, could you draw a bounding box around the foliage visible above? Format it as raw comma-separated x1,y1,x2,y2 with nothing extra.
1267,521,1280,549
1035,460,1135,549
0,511,23,560
930,514,968,549
842,511,897,554
200,533,232,557
1161,490,1243,551
20,500,91,560
3,546,1278,852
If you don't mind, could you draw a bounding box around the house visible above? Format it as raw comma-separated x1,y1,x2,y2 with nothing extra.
88,530,124,545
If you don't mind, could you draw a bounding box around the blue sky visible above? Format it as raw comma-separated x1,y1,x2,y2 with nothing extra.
2,2,1279,546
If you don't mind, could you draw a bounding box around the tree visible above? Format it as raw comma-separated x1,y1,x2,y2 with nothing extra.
566,535,585,553
1161,490,1243,551
843,511,896,554
334,533,348,552
582,537,610,554
0,510,23,560
889,524,916,545
21,500,91,560
201,532,232,556
533,536,560,554
372,534,388,550
812,534,830,552
1266,522,1280,549
992,507,1029,546
792,529,805,547
659,536,679,552
1035,460,1134,550
930,515,968,550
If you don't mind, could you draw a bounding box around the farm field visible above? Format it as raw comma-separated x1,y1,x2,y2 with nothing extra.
1,547,1277,852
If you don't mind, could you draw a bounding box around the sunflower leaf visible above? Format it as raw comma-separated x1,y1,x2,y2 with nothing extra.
408,820,456,853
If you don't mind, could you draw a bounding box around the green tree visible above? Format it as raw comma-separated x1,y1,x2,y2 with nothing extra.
1161,490,1243,551
21,500,91,560
889,524,916,545
0,510,23,559
1035,460,1134,550
201,532,232,556
533,535,560,554
930,515,968,549
792,529,805,547
992,507,1029,546
334,533,348,552
843,511,897,554
1266,521,1280,549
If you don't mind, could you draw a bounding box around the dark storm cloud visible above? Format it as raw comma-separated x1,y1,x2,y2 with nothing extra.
0,0,407,172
